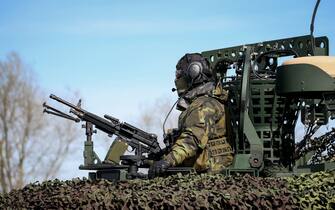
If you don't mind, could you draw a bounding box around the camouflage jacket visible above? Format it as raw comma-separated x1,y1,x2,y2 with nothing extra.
164,83,233,172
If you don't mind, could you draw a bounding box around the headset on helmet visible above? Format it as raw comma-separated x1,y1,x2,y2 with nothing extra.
187,61,203,80
176,53,211,82
174,53,212,96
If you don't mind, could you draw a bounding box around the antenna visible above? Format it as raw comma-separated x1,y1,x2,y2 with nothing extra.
310,0,321,55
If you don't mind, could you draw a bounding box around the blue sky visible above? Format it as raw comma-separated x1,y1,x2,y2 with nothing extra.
1,0,335,179
1,0,334,120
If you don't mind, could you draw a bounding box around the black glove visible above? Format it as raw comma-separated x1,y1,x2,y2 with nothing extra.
150,159,171,177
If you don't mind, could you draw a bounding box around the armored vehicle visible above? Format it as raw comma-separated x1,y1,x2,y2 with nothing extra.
43,0,335,180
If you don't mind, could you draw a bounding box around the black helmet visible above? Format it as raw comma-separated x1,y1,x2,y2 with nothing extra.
174,53,212,96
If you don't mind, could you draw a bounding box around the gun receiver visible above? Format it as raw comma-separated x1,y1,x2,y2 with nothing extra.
43,94,162,179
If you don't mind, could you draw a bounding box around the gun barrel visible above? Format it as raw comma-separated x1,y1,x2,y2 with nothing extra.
50,94,82,112
44,109,80,122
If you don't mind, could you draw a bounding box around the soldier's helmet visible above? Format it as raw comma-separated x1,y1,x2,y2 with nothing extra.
175,53,213,96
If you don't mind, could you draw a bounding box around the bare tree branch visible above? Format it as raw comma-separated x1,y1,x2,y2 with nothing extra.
0,52,78,192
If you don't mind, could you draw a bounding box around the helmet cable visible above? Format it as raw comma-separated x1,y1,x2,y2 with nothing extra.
162,98,179,136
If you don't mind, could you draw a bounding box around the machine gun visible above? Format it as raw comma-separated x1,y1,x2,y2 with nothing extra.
43,94,164,180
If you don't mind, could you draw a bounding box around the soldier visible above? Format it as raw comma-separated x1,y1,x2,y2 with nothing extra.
151,53,234,176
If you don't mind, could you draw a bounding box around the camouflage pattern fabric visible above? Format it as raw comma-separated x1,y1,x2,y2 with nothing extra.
1,171,335,209
164,90,233,172
286,171,335,209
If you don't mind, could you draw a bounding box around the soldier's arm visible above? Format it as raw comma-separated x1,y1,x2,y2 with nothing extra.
164,99,219,166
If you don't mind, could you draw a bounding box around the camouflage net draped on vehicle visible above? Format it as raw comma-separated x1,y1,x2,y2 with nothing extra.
0,171,334,209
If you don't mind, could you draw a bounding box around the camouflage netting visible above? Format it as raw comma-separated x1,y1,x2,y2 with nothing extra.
285,171,335,209
0,171,334,209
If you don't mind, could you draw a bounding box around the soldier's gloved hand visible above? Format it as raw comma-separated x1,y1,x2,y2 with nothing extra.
151,159,171,177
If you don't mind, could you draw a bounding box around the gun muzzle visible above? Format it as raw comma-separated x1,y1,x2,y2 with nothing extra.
49,94,81,111
43,102,80,122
